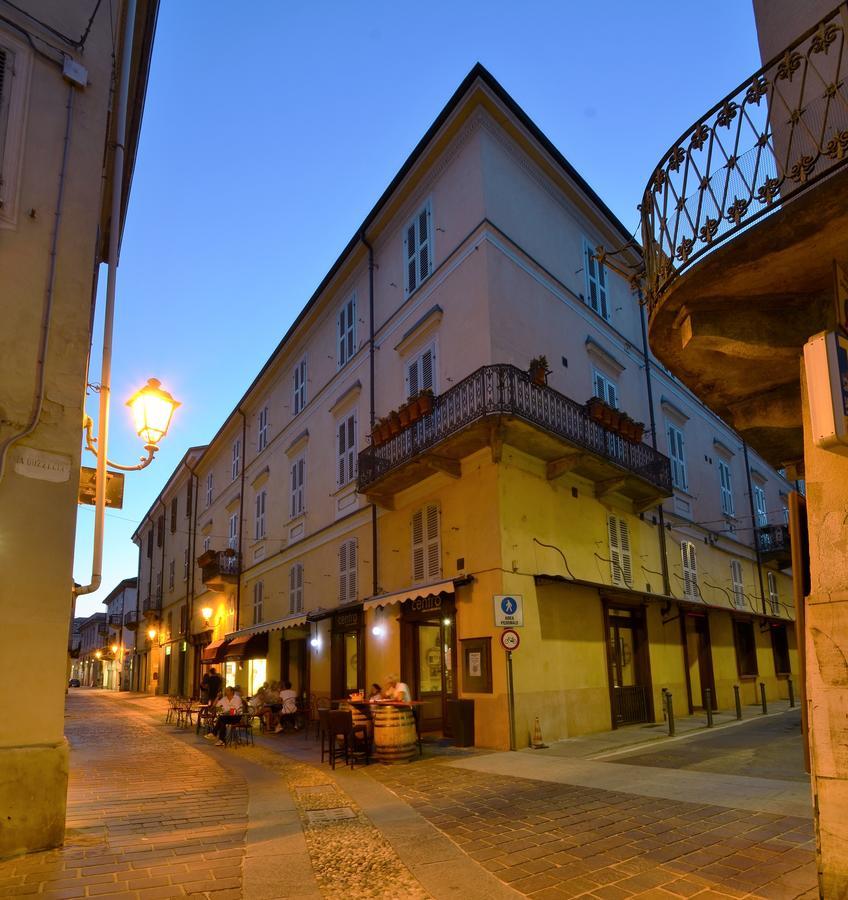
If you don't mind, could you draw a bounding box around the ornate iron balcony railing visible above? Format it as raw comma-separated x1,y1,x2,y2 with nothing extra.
108,613,123,626
142,595,160,614
641,3,848,310
358,364,671,493
757,523,790,555
124,609,141,628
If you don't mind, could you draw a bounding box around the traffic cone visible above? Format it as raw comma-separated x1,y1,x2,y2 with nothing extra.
531,716,548,749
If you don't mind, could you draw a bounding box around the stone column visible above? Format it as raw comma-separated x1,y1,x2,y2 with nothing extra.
801,365,848,895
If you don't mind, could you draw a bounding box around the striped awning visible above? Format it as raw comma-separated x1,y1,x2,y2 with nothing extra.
363,579,456,611
225,613,308,640
202,639,229,663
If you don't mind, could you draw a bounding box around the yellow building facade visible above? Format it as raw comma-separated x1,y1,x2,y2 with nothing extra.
134,66,796,752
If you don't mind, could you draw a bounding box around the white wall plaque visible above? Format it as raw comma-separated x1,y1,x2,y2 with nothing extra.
13,447,71,483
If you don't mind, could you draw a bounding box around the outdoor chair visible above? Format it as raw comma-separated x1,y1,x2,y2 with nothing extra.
325,709,369,769
306,695,331,741
165,696,179,725
195,704,216,736
226,711,255,748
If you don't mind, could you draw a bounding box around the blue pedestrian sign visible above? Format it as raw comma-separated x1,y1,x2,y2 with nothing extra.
493,594,524,627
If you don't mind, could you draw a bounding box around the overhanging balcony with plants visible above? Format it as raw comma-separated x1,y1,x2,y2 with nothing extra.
640,3,848,466
757,523,792,568
197,549,240,591
358,364,672,508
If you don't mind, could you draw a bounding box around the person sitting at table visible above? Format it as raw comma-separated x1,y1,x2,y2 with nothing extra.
384,675,411,702
276,681,298,732
205,686,243,746
368,683,383,703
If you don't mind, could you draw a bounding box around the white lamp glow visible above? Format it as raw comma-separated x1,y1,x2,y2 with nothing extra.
127,378,180,447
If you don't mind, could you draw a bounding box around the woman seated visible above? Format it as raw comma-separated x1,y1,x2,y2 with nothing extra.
368,683,383,703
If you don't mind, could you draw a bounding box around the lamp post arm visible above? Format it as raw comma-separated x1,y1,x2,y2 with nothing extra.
82,416,158,471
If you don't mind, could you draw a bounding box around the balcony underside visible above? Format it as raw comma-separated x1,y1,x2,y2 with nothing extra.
362,413,670,510
648,167,848,467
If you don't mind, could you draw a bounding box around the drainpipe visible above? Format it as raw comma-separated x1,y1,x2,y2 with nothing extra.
360,230,379,596
74,0,138,596
185,457,199,695
236,409,246,631
742,440,767,614
638,296,671,596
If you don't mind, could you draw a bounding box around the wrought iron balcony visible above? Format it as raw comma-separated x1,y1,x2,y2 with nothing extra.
124,609,142,630
108,613,123,627
642,4,848,309
757,523,791,567
358,364,671,507
142,594,160,615
197,549,240,590
97,622,109,637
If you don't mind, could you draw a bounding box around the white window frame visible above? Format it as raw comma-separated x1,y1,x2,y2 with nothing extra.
339,538,357,604
583,238,610,321
0,34,32,230
730,560,745,609
290,454,306,519
255,489,266,540
257,406,269,451
289,563,303,614
232,437,241,482
205,472,213,508
592,368,618,408
753,484,767,527
404,199,433,296
767,571,779,614
607,516,632,587
405,341,437,398
228,512,239,550
337,294,357,368
253,581,263,626
681,541,699,600
411,503,441,584
666,422,688,491
293,356,307,415
718,459,735,516
336,411,357,487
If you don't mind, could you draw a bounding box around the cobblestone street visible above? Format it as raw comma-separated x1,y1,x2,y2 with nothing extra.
0,692,818,899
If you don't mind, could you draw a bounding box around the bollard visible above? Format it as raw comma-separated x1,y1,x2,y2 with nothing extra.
734,684,742,720
666,691,675,736
788,677,795,708
704,688,714,727
760,682,768,715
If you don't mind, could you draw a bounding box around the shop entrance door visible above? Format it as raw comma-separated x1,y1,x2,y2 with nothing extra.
282,637,309,698
606,606,652,726
685,614,716,710
411,618,455,733
162,650,172,696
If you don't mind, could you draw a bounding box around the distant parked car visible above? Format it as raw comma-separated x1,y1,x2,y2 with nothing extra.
68,678,81,688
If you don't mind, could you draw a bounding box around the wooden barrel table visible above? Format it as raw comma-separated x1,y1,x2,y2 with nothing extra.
340,701,372,740
372,703,417,763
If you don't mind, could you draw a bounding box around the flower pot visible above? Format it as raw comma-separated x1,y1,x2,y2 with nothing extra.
418,391,434,415
371,425,383,447
607,408,622,431
398,403,411,427
407,399,422,424
379,420,392,443
619,415,633,441
632,422,644,443
388,412,401,436
530,365,547,386
586,397,605,423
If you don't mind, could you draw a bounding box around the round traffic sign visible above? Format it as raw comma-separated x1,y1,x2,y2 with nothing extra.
500,628,520,651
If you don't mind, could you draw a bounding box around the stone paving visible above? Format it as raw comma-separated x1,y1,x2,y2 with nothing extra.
367,759,818,899
0,692,248,899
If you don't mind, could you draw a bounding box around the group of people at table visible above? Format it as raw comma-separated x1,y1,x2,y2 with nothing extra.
196,667,412,748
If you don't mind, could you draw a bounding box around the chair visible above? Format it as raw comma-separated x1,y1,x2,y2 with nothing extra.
196,704,216,736
307,695,331,741
411,704,424,756
226,711,254,748
325,710,369,770
165,696,179,725
318,708,331,763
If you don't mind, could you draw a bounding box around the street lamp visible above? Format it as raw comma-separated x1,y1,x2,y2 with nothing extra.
94,650,102,659
147,627,157,642
201,606,213,626
110,643,119,654
84,378,180,472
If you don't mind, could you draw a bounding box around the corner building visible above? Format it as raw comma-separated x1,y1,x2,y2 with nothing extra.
135,66,797,749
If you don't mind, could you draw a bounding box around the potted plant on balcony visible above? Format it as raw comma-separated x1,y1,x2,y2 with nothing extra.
398,401,412,427
619,414,634,441
586,396,605,423
371,420,384,447
528,355,551,386
631,420,645,443
417,387,434,416
388,410,402,436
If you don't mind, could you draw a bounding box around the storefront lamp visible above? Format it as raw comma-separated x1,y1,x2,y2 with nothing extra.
111,643,119,654
443,618,452,626
147,627,157,641
201,606,213,624
94,650,102,659
310,636,320,649
371,624,385,637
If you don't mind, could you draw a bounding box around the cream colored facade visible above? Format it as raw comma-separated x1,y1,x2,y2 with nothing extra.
135,67,796,753
0,1,156,858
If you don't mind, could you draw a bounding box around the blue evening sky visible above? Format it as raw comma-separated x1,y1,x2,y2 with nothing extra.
73,0,761,615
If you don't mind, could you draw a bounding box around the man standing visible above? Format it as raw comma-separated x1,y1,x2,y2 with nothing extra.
204,667,222,702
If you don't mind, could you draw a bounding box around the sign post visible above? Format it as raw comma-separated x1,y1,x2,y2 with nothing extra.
500,628,520,750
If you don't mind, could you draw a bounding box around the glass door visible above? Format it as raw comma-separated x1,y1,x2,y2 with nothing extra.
414,618,454,733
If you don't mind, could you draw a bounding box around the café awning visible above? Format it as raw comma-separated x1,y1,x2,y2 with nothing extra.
225,613,308,640
201,639,229,664
222,632,269,661
363,579,456,611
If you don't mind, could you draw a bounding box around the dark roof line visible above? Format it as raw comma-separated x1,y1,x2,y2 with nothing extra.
169,63,635,469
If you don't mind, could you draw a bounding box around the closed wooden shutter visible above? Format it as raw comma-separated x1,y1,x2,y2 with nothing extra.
289,564,303,614
681,541,698,599
411,509,425,583
412,504,440,583
0,49,9,189
607,516,631,586
404,202,432,294
339,540,357,603
731,560,745,608
407,345,435,398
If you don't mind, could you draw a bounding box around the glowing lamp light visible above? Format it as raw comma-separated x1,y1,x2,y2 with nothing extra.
201,606,213,623
371,625,385,637
126,378,180,447
443,618,451,626
147,627,157,641
310,636,320,648
94,650,102,659
111,643,119,654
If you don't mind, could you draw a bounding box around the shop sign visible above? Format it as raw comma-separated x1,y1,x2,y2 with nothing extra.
410,594,443,613
494,594,524,627
333,610,361,630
